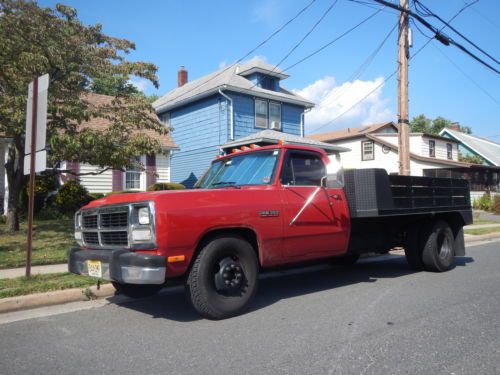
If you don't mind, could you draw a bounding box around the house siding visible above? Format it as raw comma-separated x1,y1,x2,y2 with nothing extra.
281,103,302,135
79,163,113,193
156,153,171,183
167,95,229,186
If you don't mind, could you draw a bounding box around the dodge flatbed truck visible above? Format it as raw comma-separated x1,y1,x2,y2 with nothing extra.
69,143,472,319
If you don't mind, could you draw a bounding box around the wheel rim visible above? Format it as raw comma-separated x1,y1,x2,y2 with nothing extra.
437,232,451,260
213,256,246,296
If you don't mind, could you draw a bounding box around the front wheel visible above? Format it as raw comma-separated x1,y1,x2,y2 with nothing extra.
112,282,163,298
186,235,259,320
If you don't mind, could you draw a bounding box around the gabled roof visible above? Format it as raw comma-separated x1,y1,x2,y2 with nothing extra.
81,93,178,150
440,128,500,166
366,134,475,168
307,122,397,142
221,129,350,154
153,59,314,113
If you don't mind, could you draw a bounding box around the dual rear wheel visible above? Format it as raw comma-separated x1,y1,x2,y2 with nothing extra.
404,219,456,272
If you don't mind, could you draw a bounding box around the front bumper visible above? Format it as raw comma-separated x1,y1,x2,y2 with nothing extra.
68,248,166,285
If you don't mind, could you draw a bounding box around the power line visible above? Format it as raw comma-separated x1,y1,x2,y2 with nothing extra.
370,0,500,75
316,21,398,108
272,0,339,72
469,3,500,31
283,7,384,72
432,43,500,107
158,0,318,107
413,0,499,66
249,0,339,90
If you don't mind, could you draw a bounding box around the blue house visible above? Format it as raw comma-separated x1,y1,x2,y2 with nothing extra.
153,59,314,186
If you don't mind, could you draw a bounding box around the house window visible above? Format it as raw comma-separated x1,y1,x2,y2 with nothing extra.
361,141,374,161
447,143,453,159
125,157,144,190
269,102,281,130
161,112,170,127
255,99,268,128
429,140,436,158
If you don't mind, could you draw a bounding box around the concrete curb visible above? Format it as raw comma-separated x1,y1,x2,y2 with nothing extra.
0,283,116,314
464,232,500,243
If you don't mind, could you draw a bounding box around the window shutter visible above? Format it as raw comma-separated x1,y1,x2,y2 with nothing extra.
146,155,156,189
112,170,123,192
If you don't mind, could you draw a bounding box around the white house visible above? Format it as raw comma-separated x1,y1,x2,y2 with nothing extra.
308,122,466,176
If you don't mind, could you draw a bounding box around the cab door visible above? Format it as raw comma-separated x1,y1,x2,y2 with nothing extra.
280,150,348,258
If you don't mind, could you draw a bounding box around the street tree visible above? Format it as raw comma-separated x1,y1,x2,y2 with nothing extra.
0,1,166,231
410,114,472,135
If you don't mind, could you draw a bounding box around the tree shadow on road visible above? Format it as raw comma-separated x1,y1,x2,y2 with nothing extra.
107,254,474,322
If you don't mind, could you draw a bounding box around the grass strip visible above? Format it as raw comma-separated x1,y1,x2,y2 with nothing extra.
0,219,75,269
464,227,500,236
0,272,107,299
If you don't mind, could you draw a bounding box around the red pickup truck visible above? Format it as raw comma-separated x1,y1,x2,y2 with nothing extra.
69,143,472,319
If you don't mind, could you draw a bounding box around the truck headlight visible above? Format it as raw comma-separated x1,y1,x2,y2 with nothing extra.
137,207,150,225
132,228,152,242
75,213,82,229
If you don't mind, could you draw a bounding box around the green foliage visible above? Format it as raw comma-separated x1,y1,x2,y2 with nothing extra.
35,206,67,221
90,74,140,96
493,195,500,215
0,0,168,230
19,174,59,215
54,180,91,214
473,193,493,211
89,193,106,200
410,115,472,135
147,182,186,191
459,154,484,164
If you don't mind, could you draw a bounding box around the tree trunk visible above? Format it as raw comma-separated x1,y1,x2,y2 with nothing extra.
5,138,25,232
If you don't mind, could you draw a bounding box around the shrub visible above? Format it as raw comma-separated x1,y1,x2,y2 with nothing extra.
147,182,185,191
106,190,139,196
473,193,492,211
54,180,92,214
35,206,66,220
493,195,500,215
89,193,106,200
19,174,59,215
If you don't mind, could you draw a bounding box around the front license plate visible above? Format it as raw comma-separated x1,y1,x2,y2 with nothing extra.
87,260,102,278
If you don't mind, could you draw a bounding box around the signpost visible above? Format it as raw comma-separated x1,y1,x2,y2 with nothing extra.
24,74,49,278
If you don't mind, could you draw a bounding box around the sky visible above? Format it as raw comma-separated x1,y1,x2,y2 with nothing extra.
38,0,500,139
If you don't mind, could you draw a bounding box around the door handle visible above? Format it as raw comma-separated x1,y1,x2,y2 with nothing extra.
330,194,342,200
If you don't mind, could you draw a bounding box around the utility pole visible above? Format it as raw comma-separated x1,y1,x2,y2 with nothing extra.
398,0,411,175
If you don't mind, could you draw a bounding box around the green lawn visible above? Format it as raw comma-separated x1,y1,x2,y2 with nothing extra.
0,272,106,299
465,227,500,236
0,219,75,269
471,219,497,225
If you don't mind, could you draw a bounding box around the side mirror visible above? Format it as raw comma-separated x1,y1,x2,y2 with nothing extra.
321,176,328,188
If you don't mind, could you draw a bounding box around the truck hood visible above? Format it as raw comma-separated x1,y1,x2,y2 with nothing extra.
83,187,272,209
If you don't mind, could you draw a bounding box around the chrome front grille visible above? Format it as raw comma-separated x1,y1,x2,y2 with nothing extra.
100,211,128,228
101,231,128,246
83,215,98,229
81,206,130,248
83,232,99,245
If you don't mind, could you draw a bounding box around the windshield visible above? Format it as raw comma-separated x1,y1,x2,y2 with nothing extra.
195,150,280,189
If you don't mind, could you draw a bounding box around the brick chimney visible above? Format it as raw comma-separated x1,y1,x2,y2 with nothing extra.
450,122,461,131
177,66,188,87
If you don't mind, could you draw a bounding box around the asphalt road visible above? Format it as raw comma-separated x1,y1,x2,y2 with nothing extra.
1,240,499,375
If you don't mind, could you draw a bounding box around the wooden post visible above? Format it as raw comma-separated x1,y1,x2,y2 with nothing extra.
398,0,411,175
26,77,38,278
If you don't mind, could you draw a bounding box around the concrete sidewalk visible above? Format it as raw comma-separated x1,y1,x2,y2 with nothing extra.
0,263,67,280
465,223,500,229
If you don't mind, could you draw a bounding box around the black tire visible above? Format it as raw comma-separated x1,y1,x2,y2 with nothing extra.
420,220,455,272
330,254,360,266
186,235,259,320
112,282,163,298
404,224,425,271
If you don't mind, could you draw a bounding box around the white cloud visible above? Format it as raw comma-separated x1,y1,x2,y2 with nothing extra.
294,76,393,134
129,77,150,93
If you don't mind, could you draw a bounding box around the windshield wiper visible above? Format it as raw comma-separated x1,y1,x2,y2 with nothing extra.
209,181,241,189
